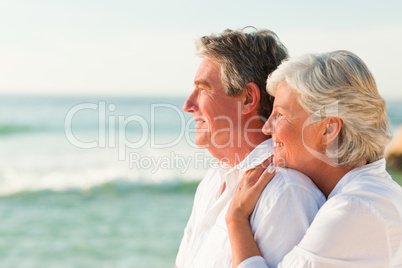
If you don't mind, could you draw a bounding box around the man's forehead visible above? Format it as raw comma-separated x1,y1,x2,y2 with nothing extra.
194,59,223,89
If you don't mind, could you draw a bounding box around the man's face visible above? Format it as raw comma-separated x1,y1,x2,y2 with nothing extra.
183,59,244,150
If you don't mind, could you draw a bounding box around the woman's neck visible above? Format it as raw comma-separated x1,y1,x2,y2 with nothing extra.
307,163,353,198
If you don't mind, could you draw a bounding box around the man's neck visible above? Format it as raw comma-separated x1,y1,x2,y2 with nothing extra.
214,134,269,168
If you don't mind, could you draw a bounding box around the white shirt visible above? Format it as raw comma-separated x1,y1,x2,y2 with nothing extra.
176,139,326,268
240,158,402,268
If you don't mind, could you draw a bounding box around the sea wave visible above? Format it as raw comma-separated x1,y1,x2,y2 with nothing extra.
0,179,200,200
0,124,36,135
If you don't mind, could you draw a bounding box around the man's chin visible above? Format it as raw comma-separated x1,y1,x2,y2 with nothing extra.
195,141,210,149
194,134,210,149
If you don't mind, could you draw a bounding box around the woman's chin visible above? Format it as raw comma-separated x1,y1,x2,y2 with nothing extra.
273,155,287,168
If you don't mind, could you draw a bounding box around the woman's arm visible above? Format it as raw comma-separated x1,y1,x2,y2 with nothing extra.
226,164,276,267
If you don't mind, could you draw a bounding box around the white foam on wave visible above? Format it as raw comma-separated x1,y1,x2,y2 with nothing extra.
0,132,207,196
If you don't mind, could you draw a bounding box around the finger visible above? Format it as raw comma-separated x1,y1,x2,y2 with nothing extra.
259,156,273,169
253,157,273,171
254,165,276,190
241,157,274,187
247,157,273,180
240,156,273,187
244,169,264,187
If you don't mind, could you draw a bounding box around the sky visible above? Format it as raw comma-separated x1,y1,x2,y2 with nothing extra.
0,0,401,99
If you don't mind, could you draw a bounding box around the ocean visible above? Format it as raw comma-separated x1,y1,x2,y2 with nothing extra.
0,95,401,267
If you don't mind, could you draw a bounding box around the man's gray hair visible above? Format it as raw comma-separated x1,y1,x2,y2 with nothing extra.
196,28,288,120
267,50,391,168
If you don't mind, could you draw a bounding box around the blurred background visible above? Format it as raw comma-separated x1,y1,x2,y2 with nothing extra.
1,0,402,267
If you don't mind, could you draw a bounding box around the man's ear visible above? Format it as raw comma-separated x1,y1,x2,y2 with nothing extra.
242,82,261,115
321,117,342,145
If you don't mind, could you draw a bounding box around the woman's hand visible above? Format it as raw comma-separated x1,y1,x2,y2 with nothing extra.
226,159,276,226
226,159,276,267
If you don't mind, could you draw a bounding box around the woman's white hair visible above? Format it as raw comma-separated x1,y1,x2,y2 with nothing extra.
267,50,391,168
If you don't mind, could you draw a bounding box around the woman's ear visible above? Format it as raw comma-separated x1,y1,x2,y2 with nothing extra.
321,117,342,145
242,82,261,115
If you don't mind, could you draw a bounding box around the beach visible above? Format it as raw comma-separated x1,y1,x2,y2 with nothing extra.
0,95,401,267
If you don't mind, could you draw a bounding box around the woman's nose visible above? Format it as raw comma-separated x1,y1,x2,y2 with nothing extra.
262,115,274,135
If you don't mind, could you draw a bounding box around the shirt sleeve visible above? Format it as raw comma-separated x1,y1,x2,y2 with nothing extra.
175,214,194,267
175,180,203,267
238,256,268,268
278,195,390,267
175,168,215,267
250,174,323,268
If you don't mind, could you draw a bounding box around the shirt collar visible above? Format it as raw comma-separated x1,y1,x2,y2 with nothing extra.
328,158,386,199
228,139,274,174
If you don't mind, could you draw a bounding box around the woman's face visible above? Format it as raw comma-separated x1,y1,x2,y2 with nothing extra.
263,84,323,172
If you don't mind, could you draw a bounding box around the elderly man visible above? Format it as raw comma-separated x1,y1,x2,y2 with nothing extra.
175,29,326,268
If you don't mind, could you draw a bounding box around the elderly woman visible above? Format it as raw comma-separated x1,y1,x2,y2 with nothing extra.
226,50,402,267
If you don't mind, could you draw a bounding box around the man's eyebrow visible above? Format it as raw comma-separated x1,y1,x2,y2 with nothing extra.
194,80,211,88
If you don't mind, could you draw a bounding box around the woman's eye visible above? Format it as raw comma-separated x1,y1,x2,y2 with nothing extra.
275,112,286,123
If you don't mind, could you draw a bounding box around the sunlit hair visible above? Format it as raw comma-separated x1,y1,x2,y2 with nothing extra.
196,28,288,119
267,50,392,168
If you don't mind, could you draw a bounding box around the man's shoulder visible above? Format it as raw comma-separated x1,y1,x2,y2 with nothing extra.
251,168,325,227
271,168,321,192
195,167,223,192
259,167,325,205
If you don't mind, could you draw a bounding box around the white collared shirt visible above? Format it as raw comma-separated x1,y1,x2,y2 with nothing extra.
240,158,402,268
176,139,325,268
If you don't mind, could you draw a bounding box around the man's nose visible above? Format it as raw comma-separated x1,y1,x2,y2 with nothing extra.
183,90,198,113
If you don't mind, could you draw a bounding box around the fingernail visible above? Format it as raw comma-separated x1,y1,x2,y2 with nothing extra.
267,163,276,174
